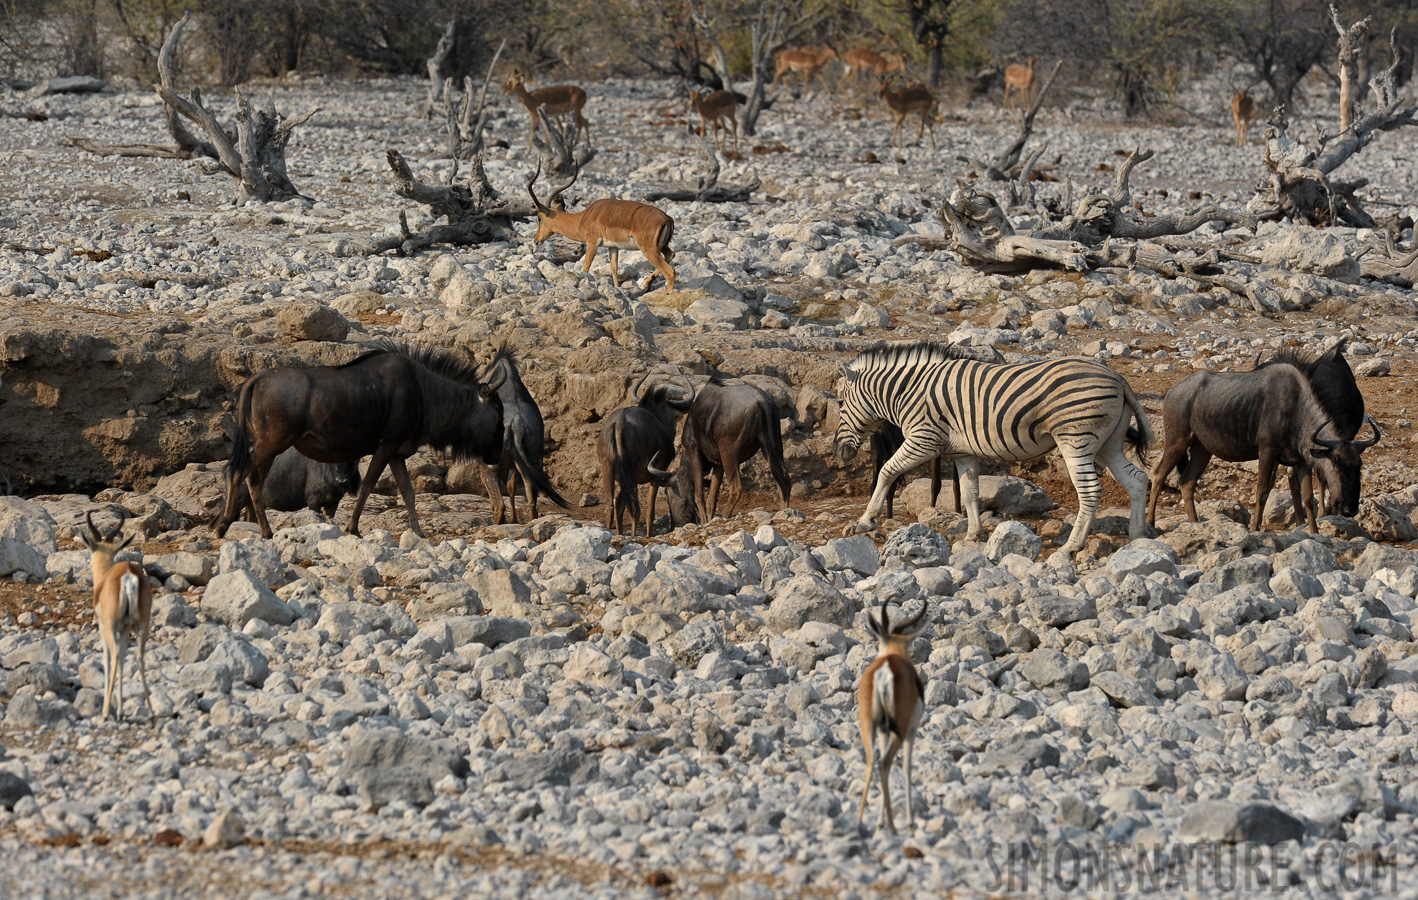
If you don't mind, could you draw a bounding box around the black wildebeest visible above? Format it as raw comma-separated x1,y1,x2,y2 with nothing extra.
598,371,695,537
1146,360,1379,532
478,344,568,524
230,448,361,519
216,341,554,539
666,376,792,526
1253,338,1364,517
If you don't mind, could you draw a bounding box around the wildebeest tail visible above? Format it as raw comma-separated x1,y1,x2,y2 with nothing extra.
510,432,569,510
226,381,256,489
758,402,791,496
612,428,641,522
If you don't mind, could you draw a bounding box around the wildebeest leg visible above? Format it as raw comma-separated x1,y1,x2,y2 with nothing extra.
1059,442,1104,554
722,462,746,518
1286,468,1306,527
387,457,423,537
601,456,616,532
506,469,521,523
1147,434,1192,527
645,483,659,536
1176,444,1212,524
1252,450,1279,532
929,457,941,509
480,463,506,525
246,470,276,538
1299,466,1317,532
949,460,962,513
347,447,395,537
704,469,721,521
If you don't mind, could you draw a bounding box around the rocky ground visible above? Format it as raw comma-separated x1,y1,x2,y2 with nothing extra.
2,70,1418,898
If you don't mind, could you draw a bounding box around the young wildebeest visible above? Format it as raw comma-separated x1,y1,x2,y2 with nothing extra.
1254,339,1364,518
215,341,528,539
478,344,569,524
666,376,792,526
858,599,927,835
225,446,361,522
598,372,695,537
80,512,152,723
1146,361,1379,532
871,424,959,520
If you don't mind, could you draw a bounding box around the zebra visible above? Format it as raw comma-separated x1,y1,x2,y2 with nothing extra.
833,341,1153,555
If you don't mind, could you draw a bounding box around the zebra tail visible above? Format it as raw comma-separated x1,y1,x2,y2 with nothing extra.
1120,380,1153,461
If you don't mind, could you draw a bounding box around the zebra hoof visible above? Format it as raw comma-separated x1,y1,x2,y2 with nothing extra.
843,520,878,538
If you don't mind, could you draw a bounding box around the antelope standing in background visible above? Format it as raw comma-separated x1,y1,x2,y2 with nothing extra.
527,165,677,292
879,79,937,149
772,44,837,92
1231,88,1254,146
502,69,591,148
857,600,928,835
1002,56,1036,110
690,89,738,153
80,513,152,723
843,48,905,85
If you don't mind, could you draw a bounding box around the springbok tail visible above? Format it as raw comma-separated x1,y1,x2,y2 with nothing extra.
659,220,675,260
871,663,897,732
119,570,140,628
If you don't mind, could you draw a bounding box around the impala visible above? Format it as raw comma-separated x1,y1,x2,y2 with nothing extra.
501,69,590,148
690,89,738,152
772,44,837,92
857,599,928,834
1003,56,1036,110
1231,88,1254,146
879,79,937,149
843,48,904,84
527,165,676,292
80,513,152,723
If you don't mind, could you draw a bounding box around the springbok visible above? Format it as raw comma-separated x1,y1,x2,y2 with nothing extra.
857,599,927,835
1231,88,1254,146
690,89,738,153
1003,56,1036,110
80,512,152,723
772,44,837,92
501,69,590,148
843,48,905,85
879,79,937,149
527,165,676,292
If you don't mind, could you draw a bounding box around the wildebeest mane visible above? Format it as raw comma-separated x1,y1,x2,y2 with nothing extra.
1258,339,1360,437
344,339,486,386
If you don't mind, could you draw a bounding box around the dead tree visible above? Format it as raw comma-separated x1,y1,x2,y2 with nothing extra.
77,12,320,203
958,60,1065,185
1248,31,1418,228
441,39,505,160
422,20,457,120
691,0,820,138
347,152,540,257
531,106,596,183
644,135,761,202
1359,232,1418,287
65,14,220,161
1331,5,1370,134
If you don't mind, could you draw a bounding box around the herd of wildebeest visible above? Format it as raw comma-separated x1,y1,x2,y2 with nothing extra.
56,56,1387,837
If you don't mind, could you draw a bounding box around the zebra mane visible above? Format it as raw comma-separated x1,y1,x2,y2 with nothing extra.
847,341,975,373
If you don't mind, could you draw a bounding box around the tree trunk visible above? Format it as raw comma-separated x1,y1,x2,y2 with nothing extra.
925,44,942,88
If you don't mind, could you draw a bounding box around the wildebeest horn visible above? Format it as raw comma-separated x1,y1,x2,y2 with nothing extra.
483,360,508,392
647,461,671,479
629,370,653,405
1355,415,1380,450
1311,422,1343,450
672,367,696,405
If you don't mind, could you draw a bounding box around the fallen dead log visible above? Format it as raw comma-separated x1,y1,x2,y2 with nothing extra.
644,136,760,202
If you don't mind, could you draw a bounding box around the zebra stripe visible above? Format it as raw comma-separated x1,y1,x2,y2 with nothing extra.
834,341,1153,554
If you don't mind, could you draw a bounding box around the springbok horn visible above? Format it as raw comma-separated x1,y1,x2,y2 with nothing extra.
547,165,579,210
105,509,128,541
526,163,550,214
1311,422,1343,450
878,598,890,635
85,511,102,542
896,600,929,634
1355,416,1380,450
